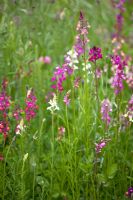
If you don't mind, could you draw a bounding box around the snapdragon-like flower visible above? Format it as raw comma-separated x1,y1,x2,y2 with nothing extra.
125,187,133,198
88,47,102,62
95,138,110,154
51,62,73,92
47,94,59,113
111,55,125,95
0,79,10,112
63,90,71,106
101,99,112,126
25,89,38,121
0,79,10,140
74,11,90,57
64,49,79,70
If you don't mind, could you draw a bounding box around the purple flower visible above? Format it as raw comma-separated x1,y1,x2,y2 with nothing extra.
25,89,38,121
74,12,90,57
95,138,110,154
111,55,125,95
101,99,112,126
125,187,133,198
88,47,102,62
51,63,73,92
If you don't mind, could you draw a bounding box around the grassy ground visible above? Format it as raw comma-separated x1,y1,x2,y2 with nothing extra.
0,0,133,199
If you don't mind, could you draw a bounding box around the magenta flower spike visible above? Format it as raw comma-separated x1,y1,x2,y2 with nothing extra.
88,47,102,62
25,89,38,121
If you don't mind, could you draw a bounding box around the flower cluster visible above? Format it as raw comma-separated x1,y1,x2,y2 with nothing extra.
0,79,11,140
112,0,126,55
64,50,79,70
125,187,133,199
111,55,125,95
74,11,90,57
88,47,102,62
101,99,112,126
47,94,59,113
51,64,73,92
95,138,110,154
25,89,38,121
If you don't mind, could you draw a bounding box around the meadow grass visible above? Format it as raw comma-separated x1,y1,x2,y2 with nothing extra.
0,0,133,199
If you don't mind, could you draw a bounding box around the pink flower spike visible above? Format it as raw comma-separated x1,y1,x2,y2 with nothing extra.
63,91,71,106
25,89,38,121
101,99,112,126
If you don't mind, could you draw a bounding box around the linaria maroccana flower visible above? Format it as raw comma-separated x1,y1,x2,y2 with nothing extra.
88,47,102,62
111,55,125,95
74,11,90,57
101,99,112,126
25,89,38,121
95,138,110,154
47,94,59,113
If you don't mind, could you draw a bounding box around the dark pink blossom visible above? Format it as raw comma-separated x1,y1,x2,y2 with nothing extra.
89,47,102,62
25,89,38,121
51,64,73,92
0,79,10,140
